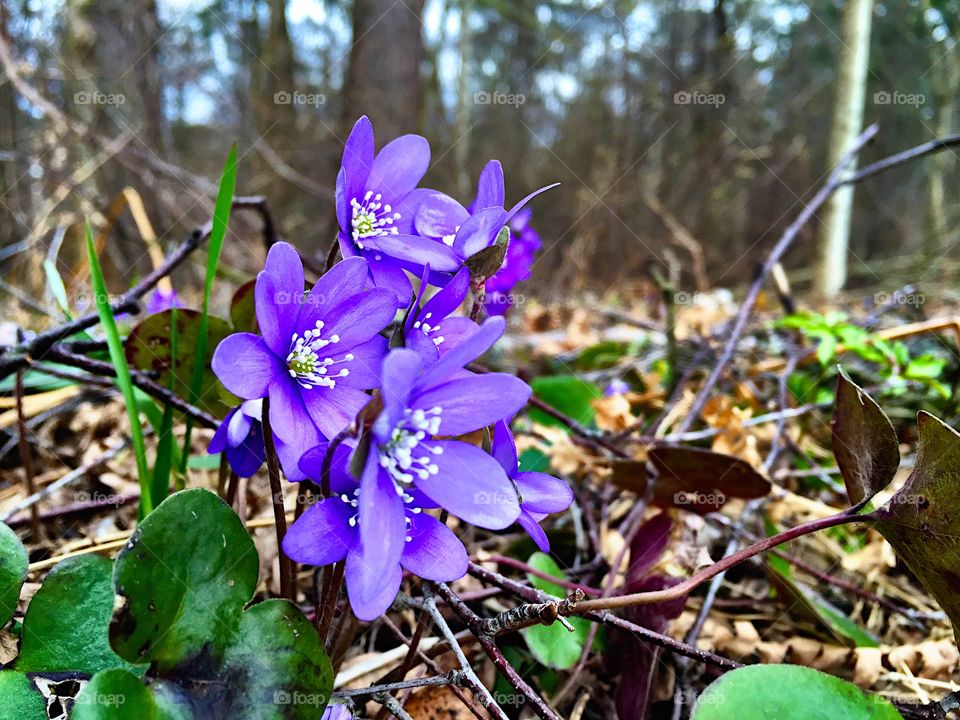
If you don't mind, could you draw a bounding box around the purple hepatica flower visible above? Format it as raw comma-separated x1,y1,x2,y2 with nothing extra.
348,318,531,614
491,420,573,552
283,442,468,621
604,378,630,397
212,243,397,460
144,287,183,315
320,706,351,720
484,208,542,316
336,116,462,301
403,266,478,361
207,399,319,482
414,160,556,283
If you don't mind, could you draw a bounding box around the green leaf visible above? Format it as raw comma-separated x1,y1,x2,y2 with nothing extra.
181,146,237,471
0,671,47,720
72,669,164,720
86,220,153,515
832,369,900,506
529,376,602,428
521,553,591,670
691,664,902,719
0,522,27,628
110,488,259,671
767,554,878,648
17,555,143,675
873,412,960,643
152,306,178,502
124,309,233,419
220,600,334,718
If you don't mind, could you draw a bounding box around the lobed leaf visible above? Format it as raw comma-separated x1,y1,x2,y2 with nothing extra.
832,369,900,506
0,522,27,628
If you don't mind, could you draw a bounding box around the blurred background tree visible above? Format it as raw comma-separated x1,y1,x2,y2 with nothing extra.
0,0,957,304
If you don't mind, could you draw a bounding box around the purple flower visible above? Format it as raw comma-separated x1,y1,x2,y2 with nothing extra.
212,243,396,455
336,116,462,300
283,442,468,621
484,208,541,316
321,706,352,720
345,318,529,616
491,421,573,551
403,266,478,361
604,379,630,397
144,287,183,315
207,399,319,482
413,160,555,282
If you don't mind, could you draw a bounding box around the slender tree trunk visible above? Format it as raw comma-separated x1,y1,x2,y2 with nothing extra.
343,0,426,138
814,0,874,298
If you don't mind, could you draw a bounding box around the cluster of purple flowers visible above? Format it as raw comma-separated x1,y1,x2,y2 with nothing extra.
209,117,571,620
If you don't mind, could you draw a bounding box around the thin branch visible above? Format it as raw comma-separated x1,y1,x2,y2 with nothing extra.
262,397,293,602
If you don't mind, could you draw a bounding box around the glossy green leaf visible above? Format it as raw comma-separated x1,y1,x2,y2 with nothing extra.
124,309,233,419
72,669,164,720
529,375,602,428
17,555,143,675
220,600,334,718
832,370,899,506
521,553,591,670
0,522,27,628
0,671,47,720
691,664,902,719
87,220,153,515
873,412,960,642
110,488,259,671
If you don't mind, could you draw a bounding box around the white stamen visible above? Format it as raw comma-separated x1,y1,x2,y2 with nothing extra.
351,190,402,248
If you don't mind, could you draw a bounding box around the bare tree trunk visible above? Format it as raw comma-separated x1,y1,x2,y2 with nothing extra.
814,0,874,298
343,0,426,138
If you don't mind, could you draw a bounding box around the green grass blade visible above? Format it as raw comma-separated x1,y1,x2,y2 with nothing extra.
42,260,72,320
180,145,238,473
151,307,178,502
85,221,153,516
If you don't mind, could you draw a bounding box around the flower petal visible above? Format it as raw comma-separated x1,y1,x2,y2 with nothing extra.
413,374,531,435
367,134,430,204
473,160,505,209
342,116,374,206
212,333,283,399
415,192,469,238
365,255,412,301
275,426,323,482
516,471,574,514
301,386,371,440
391,187,434,235
334,335,387,389
453,207,508,259
208,409,234,454
491,420,518,476
301,256,369,320
227,406,253,446
421,266,471,320
517,510,551,552
267,377,312,443
402,513,468,581
506,182,560,221
345,548,403,622
414,440,520,529
357,457,407,602
297,442,357,495
322,288,399,347
362,233,461,273
282,499,354,566
255,270,300,356
414,316,505,390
